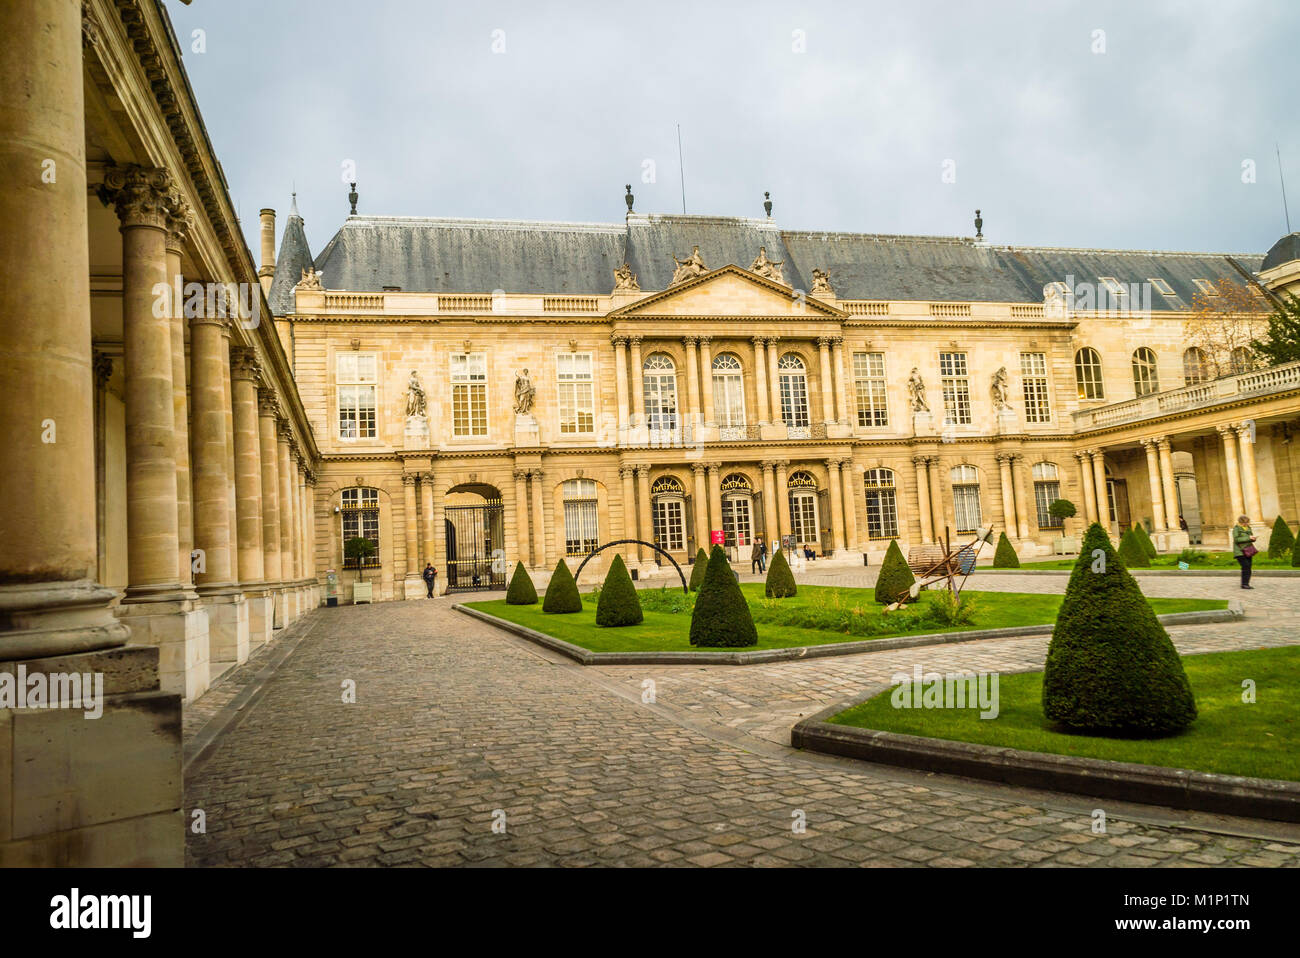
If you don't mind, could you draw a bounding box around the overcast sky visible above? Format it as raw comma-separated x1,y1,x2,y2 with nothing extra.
165,0,1298,262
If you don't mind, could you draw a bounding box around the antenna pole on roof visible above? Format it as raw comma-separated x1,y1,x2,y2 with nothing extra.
1277,143,1292,234
677,123,686,214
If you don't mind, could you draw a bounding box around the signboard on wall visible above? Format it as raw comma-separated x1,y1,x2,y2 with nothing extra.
710,530,725,545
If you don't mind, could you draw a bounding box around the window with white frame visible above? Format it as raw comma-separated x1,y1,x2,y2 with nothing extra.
853,352,888,427
939,352,971,425
787,471,819,544
562,479,599,556
778,354,810,429
1020,352,1051,423
340,487,380,567
1074,347,1105,400
863,468,899,539
643,354,679,434
950,464,981,534
650,476,686,552
557,352,594,434
1192,278,1218,297
1099,276,1128,300
337,353,377,440
1183,347,1208,385
1132,347,1159,397
450,352,488,436
1149,278,1175,297
1032,462,1062,529
711,354,746,431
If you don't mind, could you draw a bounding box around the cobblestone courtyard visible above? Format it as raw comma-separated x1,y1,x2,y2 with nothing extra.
184,571,1300,867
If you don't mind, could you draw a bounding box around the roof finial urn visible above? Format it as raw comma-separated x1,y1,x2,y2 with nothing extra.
625,184,634,212
348,182,358,216
763,191,772,218
974,208,983,241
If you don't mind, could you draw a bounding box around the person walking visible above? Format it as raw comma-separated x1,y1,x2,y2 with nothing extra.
1232,515,1257,590
422,562,438,598
760,537,768,572
751,537,764,574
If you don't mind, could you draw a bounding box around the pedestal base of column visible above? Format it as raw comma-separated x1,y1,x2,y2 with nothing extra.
272,587,288,629
514,414,540,447
245,589,275,650
911,411,934,438
404,575,427,600
759,423,788,441
199,588,249,673
284,586,300,623
116,593,210,701
1252,523,1270,555
1164,530,1191,553
0,645,183,867
0,580,130,662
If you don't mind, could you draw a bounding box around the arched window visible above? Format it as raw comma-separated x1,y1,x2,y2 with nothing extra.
778,354,810,430
649,476,686,552
1230,346,1254,375
719,473,754,547
863,468,899,539
642,354,679,435
711,353,746,435
562,479,598,556
1031,462,1062,528
786,470,819,545
1183,347,1208,386
1074,347,1105,400
950,465,981,534
1132,347,1159,396
340,487,380,567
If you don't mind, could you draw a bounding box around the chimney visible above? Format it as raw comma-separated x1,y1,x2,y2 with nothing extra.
258,208,276,295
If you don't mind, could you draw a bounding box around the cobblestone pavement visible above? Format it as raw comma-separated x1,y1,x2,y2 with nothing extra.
184,571,1300,867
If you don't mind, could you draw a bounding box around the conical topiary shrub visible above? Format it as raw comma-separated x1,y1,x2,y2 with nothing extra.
505,561,537,605
1117,527,1150,568
1268,516,1295,559
688,548,709,591
874,539,916,604
764,547,797,598
1134,522,1157,559
689,545,757,647
992,531,1020,568
542,559,582,613
1042,522,1196,736
596,554,643,627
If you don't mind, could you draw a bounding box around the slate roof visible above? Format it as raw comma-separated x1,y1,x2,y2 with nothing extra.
1262,232,1300,272
268,203,315,316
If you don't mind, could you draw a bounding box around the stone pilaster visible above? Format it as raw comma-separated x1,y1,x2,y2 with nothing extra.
692,463,709,551
531,469,547,568
635,465,652,566
231,348,271,646
1011,454,1032,540
826,459,846,552
165,197,194,586
420,471,436,570
628,336,644,428
513,469,531,567
840,459,859,550
996,453,1017,538
760,461,778,545
913,456,934,543
698,336,715,426
832,337,851,426
774,460,790,543
277,422,298,622
752,337,770,425
818,337,836,424
619,465,637,566
611,335,629,439
402,474,421,598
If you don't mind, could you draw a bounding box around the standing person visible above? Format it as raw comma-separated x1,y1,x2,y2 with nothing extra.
1232,515,1257,590
751,536,766,574
1178,515,1188,532
422,562,437,598
760,537,768,572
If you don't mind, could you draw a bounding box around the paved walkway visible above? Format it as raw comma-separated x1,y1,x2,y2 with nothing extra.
184,570,1300,867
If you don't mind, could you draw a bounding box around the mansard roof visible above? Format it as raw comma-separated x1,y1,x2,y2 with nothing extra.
268,206,316,316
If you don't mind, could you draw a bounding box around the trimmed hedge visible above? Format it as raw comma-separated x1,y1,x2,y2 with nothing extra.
992,531,1020,568
1133,522,1158,559
595,554,643,626
764,548,797,598
874,540,916,604
1268,516,1296,559
1042,522,1196,736
542,559,582,614
689,545,757,647
505,562,537,605
1292,534,1300,568
1117,527,1150,568
688,548,709,592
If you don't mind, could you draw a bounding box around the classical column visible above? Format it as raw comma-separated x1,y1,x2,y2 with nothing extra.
191,315,236,587
102,165,182,597
707,464,724,547
760,461,778,544
1091,450,1109,527
752,337,770,424
402,475,419,579
1216,426,1245,521
775,460,791,542
826,459,846,552
628,336,644,428
303,474,317,585
1142,439,1167,532
699,336,715,426
1011,454,1032,539
1075,451,1097,524
766,336,783,425
913,456,934,543
530,469,546,567
1234,425,1263,523
229,348,265,583
257,391,282,583
683,336,700,433
839,460,859,550
514,469,531,565
277,424,296,581
221,330,240,585
165,199,194,585
420,471,436,567
1157,438,1179,533
296,463,308,585
997,454,1017,537
818,337,836,424
636,465,652,562
832,337,851,425
928,455,946,542
611,335,629,436
692,463,709,551
620,465,637,564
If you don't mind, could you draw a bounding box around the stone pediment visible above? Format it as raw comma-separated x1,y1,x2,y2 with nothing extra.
607,265,845,319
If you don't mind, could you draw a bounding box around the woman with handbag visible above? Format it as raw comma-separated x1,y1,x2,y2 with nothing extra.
1232,515,1258,589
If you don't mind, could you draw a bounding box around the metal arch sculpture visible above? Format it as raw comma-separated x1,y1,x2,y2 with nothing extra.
573,539,688,593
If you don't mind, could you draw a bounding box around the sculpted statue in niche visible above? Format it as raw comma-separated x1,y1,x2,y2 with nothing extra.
907,367,930,413
810,268,834,296
296,266,323,289
613,262,640,291
990,366,1011,410
514,368,536,415
405,370,427,419
670,246,708,285
749,246,784,285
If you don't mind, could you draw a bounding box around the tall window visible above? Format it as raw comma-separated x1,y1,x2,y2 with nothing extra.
562,479,599,556
450,352,488,436
1230,346,1254,375
1132,347,1159,397
1183,347,1208,386
643,354,679,434
863,468,899,539
1074,347,1105,400
712,354,746,434
939,352,971,425
778,354,811,429
720,473,753,547
337,353,377,440
650,476,686,552
853,352,888,427
557,353,594,434
951,464,981,534
787,471,818,544
340,487,380,567
1032,462,1062,529
1020,352,1051,423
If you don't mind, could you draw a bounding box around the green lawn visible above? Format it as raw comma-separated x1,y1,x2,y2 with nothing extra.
465,584,1226,654
829,647,1299,781
1018,550,1295,570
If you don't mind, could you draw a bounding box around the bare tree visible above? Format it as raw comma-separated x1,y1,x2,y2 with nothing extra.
1184,279,1269,380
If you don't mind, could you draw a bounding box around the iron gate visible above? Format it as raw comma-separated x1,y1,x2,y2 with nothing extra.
444,499,505,592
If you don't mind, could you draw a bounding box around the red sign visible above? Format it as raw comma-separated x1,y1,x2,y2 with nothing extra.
710,530,725,545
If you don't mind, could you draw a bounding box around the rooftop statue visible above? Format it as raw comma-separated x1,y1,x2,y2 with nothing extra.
810,268,834,296
613,262,640,291
670,246,708,285
296,266,323,290
749,246,784,285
